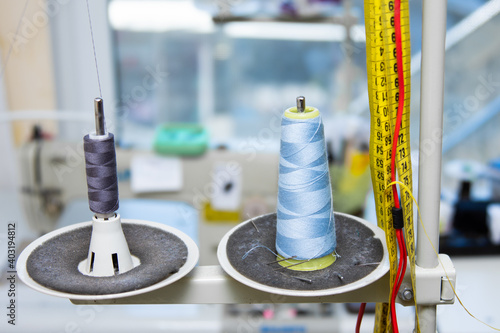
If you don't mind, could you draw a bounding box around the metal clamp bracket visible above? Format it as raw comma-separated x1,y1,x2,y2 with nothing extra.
398,254,456,306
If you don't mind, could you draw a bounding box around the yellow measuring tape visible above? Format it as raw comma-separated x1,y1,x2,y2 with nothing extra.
363,0,418,332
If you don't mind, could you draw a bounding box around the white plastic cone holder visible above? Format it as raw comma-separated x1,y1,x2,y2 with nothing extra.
77,213,140,277
17,218,200,300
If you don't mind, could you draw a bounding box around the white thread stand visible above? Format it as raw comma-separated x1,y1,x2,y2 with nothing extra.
16,219,200,301
16,216,455,307
217,213,389,297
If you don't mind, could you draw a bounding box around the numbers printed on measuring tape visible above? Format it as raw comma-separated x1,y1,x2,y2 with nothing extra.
375,76,386,86
364,0,417,331
376,105,388,116
398,132,405,144
401,159,408,171
399,147,406,158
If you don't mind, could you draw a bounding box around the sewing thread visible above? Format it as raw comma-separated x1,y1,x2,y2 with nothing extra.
84,133,119,214
276,108,336,260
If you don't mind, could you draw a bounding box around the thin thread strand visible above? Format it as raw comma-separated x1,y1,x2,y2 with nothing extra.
85,0,102,98
242,245,279,260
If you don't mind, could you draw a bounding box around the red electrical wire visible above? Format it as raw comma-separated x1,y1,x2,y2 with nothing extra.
390,229,407,333
389,0,408,332
391,0,405,210
397,231,408,294
355,302,367,333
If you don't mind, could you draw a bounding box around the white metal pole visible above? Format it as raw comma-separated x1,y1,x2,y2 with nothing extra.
417,0,447,332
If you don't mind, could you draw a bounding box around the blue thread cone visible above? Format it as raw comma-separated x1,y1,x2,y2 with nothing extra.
276,110,336,260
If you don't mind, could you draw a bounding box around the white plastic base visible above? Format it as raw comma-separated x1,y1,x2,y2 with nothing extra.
217,212,389,297
17,219,199,300
79,214,137,277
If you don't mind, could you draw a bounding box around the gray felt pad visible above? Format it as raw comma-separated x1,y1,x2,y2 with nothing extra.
226,213,384,291
26,223,188,295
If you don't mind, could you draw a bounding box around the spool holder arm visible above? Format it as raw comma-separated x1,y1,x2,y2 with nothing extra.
71,256,455,305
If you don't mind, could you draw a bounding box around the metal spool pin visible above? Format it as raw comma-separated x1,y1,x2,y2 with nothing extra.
94,98,105,136
297,96,306,113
